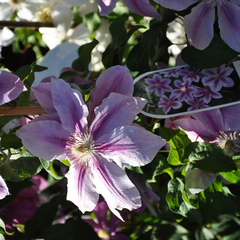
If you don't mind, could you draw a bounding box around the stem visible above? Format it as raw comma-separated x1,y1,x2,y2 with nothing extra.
0,106,47,116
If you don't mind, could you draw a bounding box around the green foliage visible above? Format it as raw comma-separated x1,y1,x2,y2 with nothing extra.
181,35,238,69
72,39,99,77
158,127,191,166
185,142,237,173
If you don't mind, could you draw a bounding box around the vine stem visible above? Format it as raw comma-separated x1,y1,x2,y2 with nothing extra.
0,106,47,116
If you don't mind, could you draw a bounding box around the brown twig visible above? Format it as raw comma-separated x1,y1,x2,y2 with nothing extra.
0,106,47,116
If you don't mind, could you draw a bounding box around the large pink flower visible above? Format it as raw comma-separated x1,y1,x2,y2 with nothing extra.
16,66,165,220
154,0,240,51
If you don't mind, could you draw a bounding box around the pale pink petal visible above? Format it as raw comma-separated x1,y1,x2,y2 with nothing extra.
51,79,88,133
88,65,133,120
0,175,9,200
96,125,165,168
218,0,240,52
16,120,70,161
184,2,215,50
92,156,141,220
90,93,146,140
66,166,99,213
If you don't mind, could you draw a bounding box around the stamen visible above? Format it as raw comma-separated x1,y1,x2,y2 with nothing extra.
216,130,240,156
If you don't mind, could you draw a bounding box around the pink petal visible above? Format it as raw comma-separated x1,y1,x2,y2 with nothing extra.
16,120,70,161
92,156,141,220
96,125,165,168
184,2,215,50
218,0,240,52
90,93,147,140
51,79,88,133
66,166,99,213
88,65,134,120
124,0,162,20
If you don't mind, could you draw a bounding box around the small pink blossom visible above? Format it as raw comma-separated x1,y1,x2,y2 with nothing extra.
194,86,222,103
172,79,197,101
145,74,172,97
186,97,209,111
202,65,234,91
158,95,182,114
179,66,203,83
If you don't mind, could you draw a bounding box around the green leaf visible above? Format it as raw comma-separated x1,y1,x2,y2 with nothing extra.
181,34,238,69
41,218,101,240
152,221,189,240
166,178,201,225
186,142,237,173
152,153,174,179
159,127,191,166
72,39,99,77
102,16,128,68
83,12,101,33
221,169,240,184
1,128,22,149
0,218,14,235
39,159,64,180
25,195,64,238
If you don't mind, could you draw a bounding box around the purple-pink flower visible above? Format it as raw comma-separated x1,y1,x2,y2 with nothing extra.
158,95,182,114
98,0,162,20
161,68,180,78
185,97,209,111
154,0,240,51
0,70,26,105
16,66,165,220
145,74,172,97
194,86,222,103
84,200,131,240
201,65,234,91
172,79,196,101
179,66,203,83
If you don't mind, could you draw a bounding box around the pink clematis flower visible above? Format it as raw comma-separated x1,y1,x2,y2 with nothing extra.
16,66,165,220
166,104,240,193
0,70,26,105
98,0,162,20
84,200,131,240
158,95,182,114
154,0,240,51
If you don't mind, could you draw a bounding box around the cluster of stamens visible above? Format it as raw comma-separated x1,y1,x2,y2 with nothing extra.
216,130,240,156
66,131,97,170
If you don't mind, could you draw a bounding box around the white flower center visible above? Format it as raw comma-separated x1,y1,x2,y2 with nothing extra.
66,132,97,170
35,6,52,22
216,131,240,156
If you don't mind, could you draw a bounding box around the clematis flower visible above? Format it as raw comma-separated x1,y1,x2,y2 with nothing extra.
145,74,172,97
16,66,165,220
154,0,240,51
98,0,162,20
84,200,131,240
0,175,47,237
201,65,234,92
0,70,26,105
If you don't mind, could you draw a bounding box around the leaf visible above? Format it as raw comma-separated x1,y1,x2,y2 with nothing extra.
72,39,99,77
152,153,174,179
166,178,201,225
221,169,240,184
41,218,101,240
83,12,101,33
39,159,64,180
186,142,237,173
159,127,191,166
181,34,238,69
1,128,22,149
152,221,189,240
25,195,64,238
